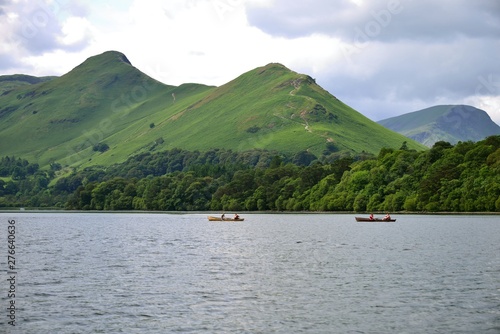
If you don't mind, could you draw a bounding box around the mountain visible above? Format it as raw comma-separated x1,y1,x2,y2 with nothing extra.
0,51,208,167
378,105,500,147
0,74,56,94
0,51,426,168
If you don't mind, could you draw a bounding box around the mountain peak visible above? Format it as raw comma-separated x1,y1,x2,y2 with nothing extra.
250,62,317,87
261,62,289,70
78,50,132,68
55,50,141,86
98,50,132,65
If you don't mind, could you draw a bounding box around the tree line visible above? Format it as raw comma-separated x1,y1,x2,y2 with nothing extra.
1,136,499,212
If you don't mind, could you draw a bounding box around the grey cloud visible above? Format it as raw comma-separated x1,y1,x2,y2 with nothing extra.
310,37,500,122
7,1,91,55
246,0,355,38
0,54,19,71
246,0,500,42
15,8,63,53
0,0,9,16
336,40,499,100
64,1,91,17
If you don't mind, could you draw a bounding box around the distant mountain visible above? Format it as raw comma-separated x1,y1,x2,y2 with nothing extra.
0,50,426,168
0,74,56,94
378,105,500,147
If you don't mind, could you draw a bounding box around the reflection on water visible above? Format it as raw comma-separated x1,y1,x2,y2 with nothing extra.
0,213,499,333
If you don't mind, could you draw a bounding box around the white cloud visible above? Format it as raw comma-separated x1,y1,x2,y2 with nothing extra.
58,16,94,47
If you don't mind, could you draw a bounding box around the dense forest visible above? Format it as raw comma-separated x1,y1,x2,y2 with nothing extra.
1,136,499,212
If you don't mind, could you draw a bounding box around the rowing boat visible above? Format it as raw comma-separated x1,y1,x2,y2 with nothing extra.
355,217,396,222
208,216,244,222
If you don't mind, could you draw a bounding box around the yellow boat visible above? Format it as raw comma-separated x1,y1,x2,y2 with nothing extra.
208,216,244,222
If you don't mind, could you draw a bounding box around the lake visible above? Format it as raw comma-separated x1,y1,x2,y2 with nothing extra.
0,212,499,333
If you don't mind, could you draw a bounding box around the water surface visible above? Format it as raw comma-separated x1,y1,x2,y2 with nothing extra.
0,213,499,333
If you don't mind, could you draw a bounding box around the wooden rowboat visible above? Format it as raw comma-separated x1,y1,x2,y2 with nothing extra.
208,216,244,222
355,217,396,222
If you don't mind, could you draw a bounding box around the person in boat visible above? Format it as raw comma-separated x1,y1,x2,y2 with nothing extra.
221,213,225,220
383,213,391,221
369,213,374,221
234,213,240,220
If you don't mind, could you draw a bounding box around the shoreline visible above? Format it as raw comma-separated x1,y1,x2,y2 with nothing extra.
1,209,499,215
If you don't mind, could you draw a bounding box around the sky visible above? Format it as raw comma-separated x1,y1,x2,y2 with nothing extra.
1,0,499,124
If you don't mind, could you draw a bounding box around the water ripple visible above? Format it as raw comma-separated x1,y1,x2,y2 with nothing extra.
1,213,499,333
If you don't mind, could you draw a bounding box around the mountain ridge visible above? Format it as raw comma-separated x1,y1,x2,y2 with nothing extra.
378,105,500,147
0,50,426,168
0,74,56,95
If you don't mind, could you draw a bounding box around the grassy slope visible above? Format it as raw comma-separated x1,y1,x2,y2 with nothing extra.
378,105,455,144
0,51,212,167
80,83,216,167
0,52,426,169
122,63,425,157
292,76,425,153
378,105,451,132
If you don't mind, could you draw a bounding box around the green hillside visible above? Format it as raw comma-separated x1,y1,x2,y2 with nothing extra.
378,105,500,146
158,63,424,154
0,51,426,169
0,51,214,167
